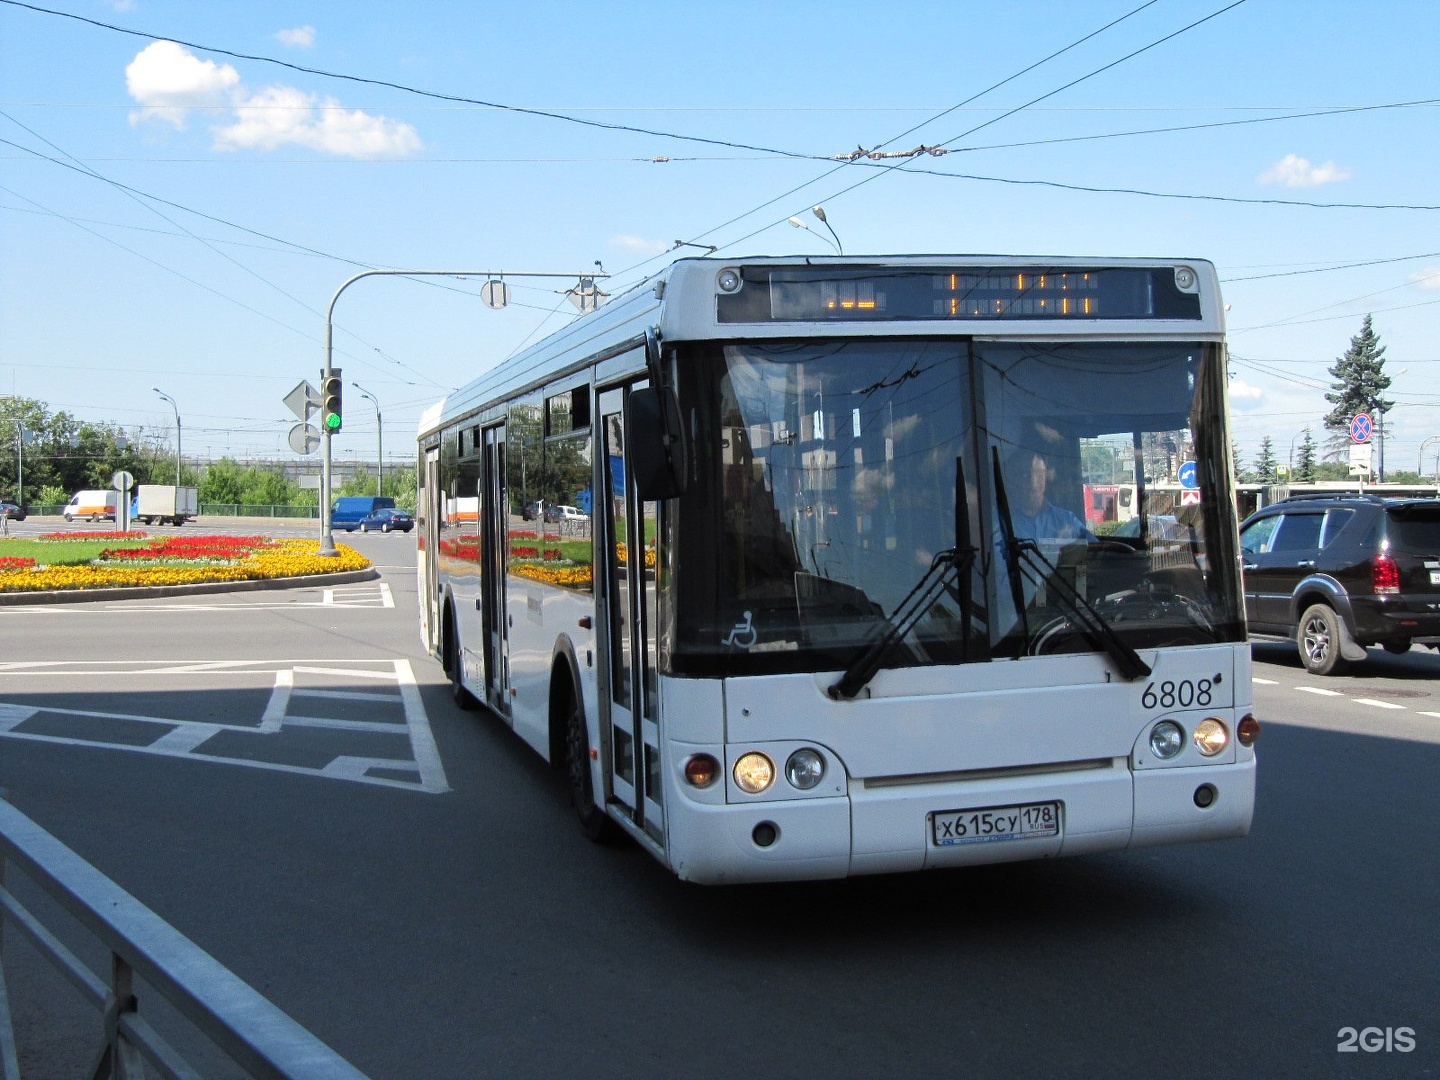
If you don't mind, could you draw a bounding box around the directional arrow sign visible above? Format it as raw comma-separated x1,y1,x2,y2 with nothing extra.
284,380,322,422
289,423,321,456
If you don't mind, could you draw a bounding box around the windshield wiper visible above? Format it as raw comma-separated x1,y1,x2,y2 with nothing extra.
991,446,1152,682
829,458,976,700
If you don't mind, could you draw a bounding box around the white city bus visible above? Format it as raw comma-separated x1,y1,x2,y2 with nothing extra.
417,256,1258,884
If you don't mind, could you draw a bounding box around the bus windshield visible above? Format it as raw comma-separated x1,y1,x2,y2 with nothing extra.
671,338,1244,677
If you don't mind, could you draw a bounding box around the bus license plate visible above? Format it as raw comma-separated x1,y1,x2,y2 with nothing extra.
931,802,1061,846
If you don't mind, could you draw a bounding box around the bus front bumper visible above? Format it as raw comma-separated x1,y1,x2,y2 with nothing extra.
664,755,1255,885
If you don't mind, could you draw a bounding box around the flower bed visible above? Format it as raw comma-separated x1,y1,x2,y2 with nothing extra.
0,535,369,593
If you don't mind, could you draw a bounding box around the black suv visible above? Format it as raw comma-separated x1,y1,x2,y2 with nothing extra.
1239,493,1440,674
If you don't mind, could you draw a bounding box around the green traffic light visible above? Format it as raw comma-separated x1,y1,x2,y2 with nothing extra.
325,412,341,431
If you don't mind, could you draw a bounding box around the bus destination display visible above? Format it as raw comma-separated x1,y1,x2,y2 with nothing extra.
715,265,1203,323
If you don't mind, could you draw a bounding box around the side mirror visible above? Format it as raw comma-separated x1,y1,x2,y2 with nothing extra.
627,386,688,500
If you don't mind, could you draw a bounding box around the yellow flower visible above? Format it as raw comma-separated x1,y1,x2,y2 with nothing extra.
0,538,370,593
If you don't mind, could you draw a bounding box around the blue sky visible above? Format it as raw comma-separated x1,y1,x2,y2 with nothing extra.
2,0,1438,475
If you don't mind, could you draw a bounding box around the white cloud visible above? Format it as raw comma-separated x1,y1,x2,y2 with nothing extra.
213,85,422,159
123,42,420,158
125,40,240,129
609,235,671,256
1258,153,1352,189
275,26,316,48
1407,267,1440,291
1227,377,1265,405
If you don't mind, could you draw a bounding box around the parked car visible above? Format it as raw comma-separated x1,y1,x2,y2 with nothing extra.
0,501,25,521
523,501,543,521
358,507,414,533
543,504,589,525
1238,493,1440,674
331,496,396,532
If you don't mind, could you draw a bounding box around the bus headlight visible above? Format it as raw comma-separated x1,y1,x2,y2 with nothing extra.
1148,721,1184,760
785,748,826,790
733,752,775,793
1193,718,1229,757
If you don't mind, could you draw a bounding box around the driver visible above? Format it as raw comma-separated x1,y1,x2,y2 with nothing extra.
1004,448,1091,544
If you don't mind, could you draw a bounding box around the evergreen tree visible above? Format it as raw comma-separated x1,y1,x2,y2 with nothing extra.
1253,435,1278,483
1295,429,1318,482
1323,315,1392,459
1231,440,1249,483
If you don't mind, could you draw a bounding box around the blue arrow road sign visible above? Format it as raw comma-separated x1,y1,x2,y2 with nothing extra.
1178,461,1198,489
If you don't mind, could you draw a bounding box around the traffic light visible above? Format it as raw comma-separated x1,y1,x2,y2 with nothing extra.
322,371,343,433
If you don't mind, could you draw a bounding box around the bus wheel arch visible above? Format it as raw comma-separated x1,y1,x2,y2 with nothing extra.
550,642,617,843
443,596,479,710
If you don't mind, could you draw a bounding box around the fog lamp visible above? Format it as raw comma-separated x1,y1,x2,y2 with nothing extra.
785,748,826,790
1193,718,1229,757
733,752,775,794
1148,721,1184,760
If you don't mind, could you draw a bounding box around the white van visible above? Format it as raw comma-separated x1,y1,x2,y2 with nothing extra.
63,490,119,522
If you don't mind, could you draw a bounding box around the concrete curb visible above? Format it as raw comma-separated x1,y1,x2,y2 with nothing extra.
0,567,380,607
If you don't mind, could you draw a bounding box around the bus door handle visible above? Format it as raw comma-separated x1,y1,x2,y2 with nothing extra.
1296,559,1315,569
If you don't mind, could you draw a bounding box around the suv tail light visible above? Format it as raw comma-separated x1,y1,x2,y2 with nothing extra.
1372,552,1400,595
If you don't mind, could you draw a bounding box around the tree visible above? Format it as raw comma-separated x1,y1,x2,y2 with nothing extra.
1252,435,1278,483
1323,315,1393,461
1295,429,1318,482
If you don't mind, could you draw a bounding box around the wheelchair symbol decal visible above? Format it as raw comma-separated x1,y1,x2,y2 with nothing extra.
722,610,757,649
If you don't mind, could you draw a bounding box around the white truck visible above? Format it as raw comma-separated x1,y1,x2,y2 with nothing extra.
131,485,199,526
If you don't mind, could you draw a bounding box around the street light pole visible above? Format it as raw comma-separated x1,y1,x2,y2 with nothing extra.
353,382,382,498
321,267,605,556
153,388,181,488
1288,428,1308,476
1418,436,1440,482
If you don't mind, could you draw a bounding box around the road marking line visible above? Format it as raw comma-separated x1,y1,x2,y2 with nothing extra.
0,704,38,732
1351,698,1406,710
1418,712,1440,719
148,724,221,752
321,756,421,781
290,688,401,704
0,658,448,793
260,668,294,733
1295,686,1343,696
292,665,397,681
280,715,410,733
1251,677,1279,685
395,658,449,794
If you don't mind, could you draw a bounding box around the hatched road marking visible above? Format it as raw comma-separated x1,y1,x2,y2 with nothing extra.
0,658,447,793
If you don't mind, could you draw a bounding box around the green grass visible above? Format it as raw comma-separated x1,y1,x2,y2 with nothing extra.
0,537,153,566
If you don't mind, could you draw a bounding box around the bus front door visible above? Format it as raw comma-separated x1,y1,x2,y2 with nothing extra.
600,386,664,844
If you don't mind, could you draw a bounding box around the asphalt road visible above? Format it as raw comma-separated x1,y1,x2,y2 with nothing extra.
0,526,1435,1079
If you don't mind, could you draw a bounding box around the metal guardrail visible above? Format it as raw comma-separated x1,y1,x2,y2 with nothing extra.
0,798,371,1079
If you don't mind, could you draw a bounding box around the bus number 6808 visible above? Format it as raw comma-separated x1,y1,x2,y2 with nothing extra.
1141,679,1212,711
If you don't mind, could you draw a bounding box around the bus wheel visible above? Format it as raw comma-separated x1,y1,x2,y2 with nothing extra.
565,686,617,843
445,613,479,711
